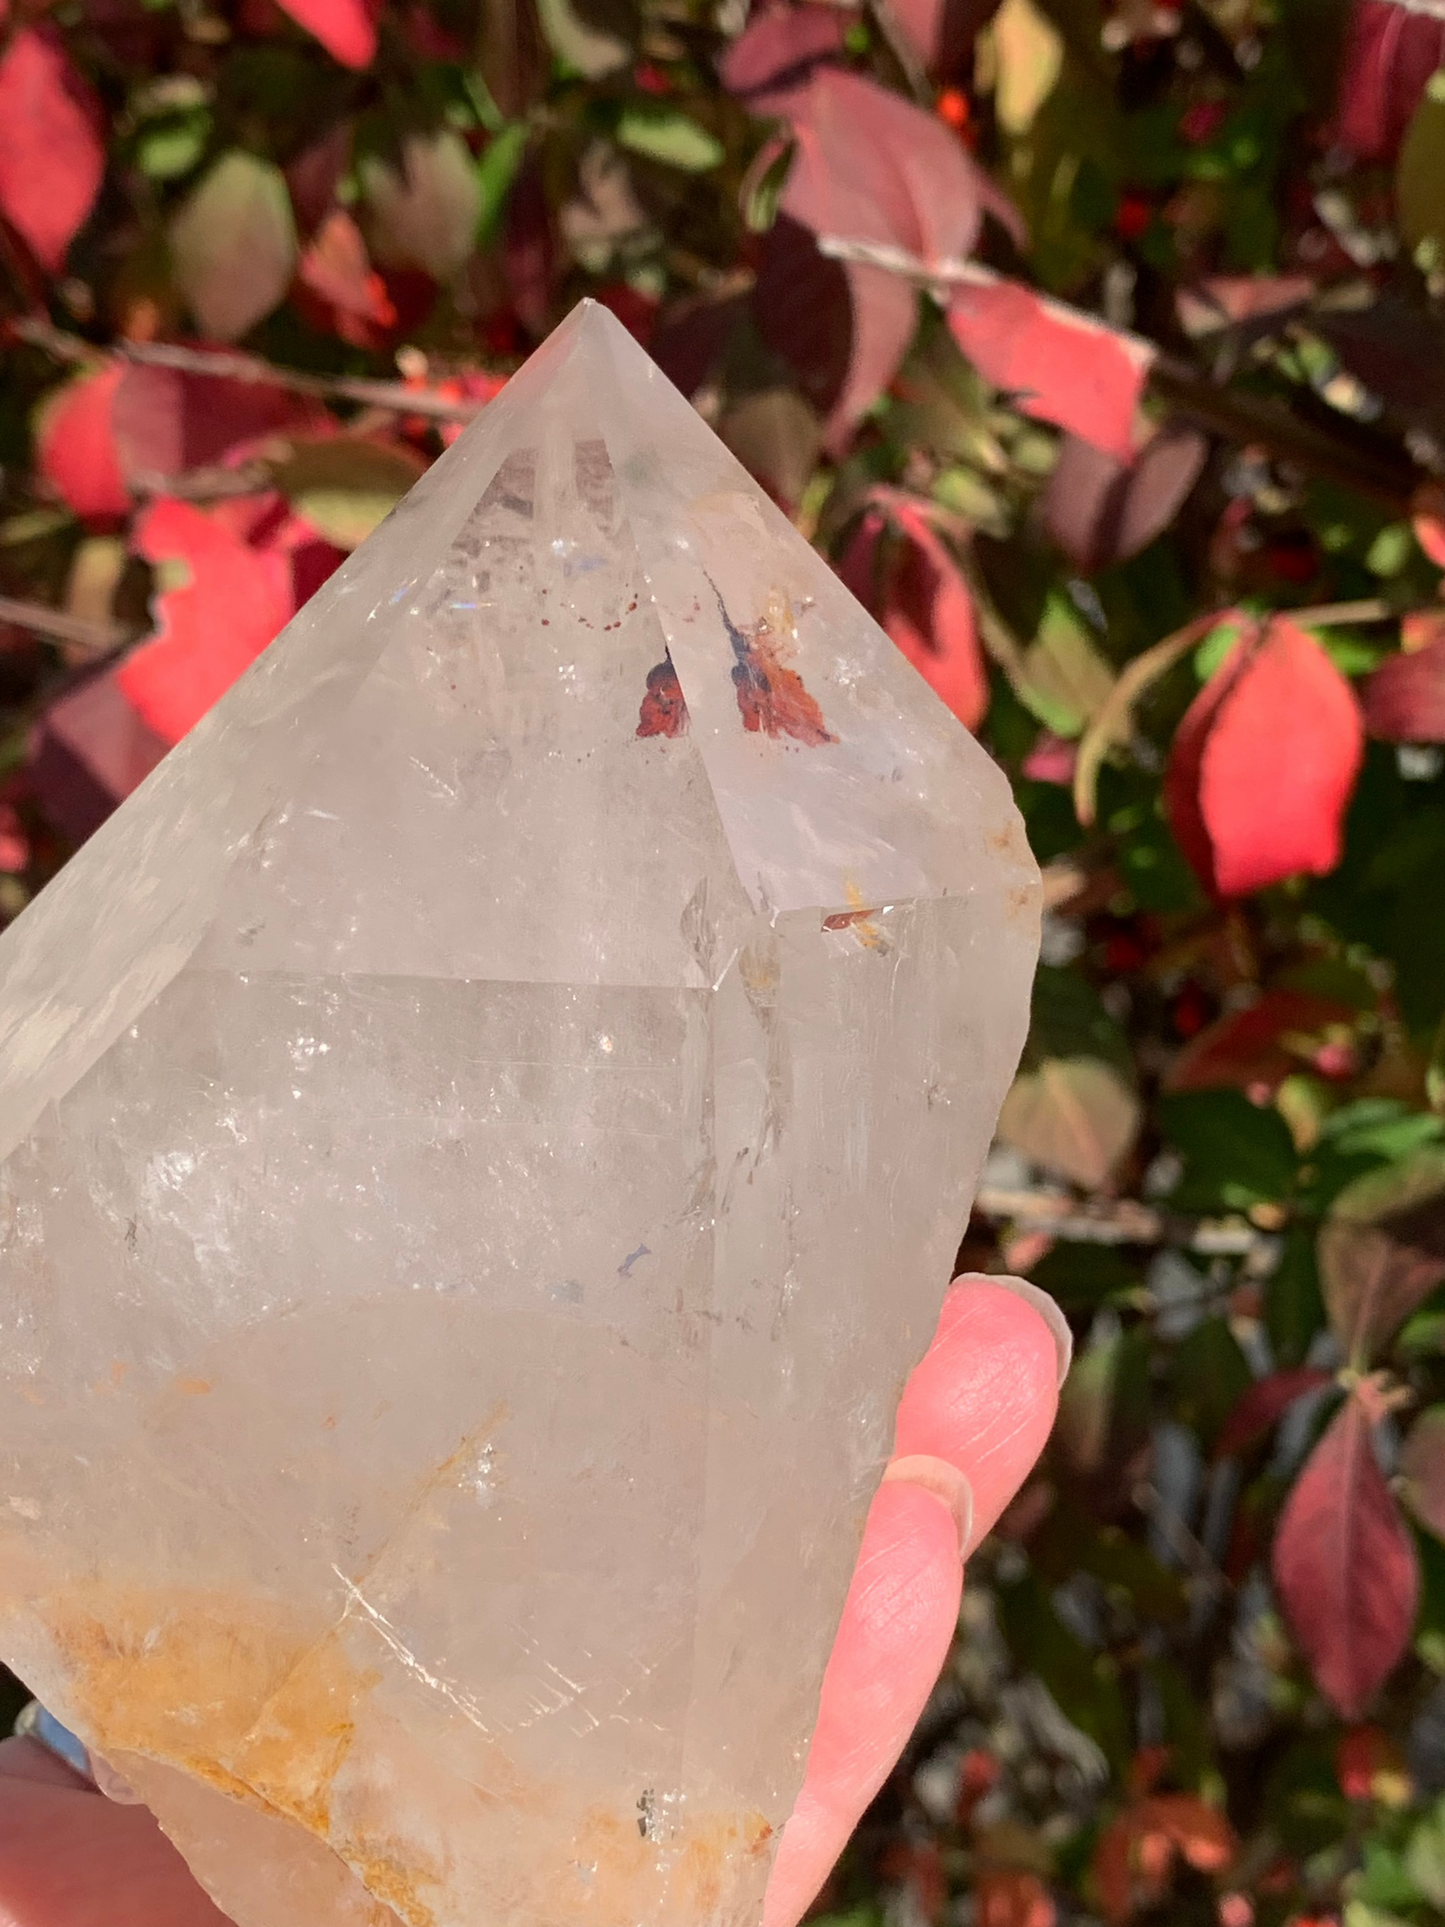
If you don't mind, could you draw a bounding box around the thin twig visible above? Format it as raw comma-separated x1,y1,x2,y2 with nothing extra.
0,594,138,654
1286,596,1395,627
1073,611,1224,828
973,1184,1265,1255
127,462,274,501
11,318,487,425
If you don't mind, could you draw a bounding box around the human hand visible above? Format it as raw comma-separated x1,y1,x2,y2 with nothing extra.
763,1273,1067,1927
0,1273,1064,1927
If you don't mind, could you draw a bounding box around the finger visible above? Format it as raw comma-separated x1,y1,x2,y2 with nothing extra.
892,1275,1066,1543
0,1761,231,1927
763,1276,1064,1927
761,1480,963,1927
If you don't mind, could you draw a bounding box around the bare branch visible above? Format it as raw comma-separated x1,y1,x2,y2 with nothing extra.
0,594,139,655
11,318,487,425
972,1184,1267,1256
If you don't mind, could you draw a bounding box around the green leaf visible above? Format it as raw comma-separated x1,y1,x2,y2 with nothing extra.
1171,1316,1253,1449
137,108,209,181
1398,69,1445,273
476,122,529,246
536,0,629,78
1018,592,1115,738
270,438,429,551
1406,1801,1445,1910
1318,631,1386,675
1160,1089,1297,1210
1032,1241,1137,1313
616,103,724,173
1266,1226,1327,1366
169,151,297,343
1054,1327,1120,1474
1193,617,1247,680
997,1566,1130,1767
1366,523,1414,577
1026,965,1134,1076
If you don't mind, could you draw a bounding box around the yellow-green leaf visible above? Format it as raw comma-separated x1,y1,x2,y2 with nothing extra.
991,0,1065,137
272,438,429,551
617,103,724,172
1018,593,1116,738
1398,69,1445,272
997,1056,1140,1189
169,151,297,343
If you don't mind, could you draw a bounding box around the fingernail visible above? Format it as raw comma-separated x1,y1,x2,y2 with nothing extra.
966,1273,1073,1388
881,1454,975,1556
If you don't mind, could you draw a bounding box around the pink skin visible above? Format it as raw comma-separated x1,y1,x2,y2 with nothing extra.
0,1278,1060,1927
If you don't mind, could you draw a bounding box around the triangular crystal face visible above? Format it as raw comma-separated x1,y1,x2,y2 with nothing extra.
0,302,1039,1927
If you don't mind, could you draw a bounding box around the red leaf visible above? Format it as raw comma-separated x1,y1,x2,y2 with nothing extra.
1091,1796,1234,1925
1147,1795,1235,1873
34,366,129,521
1162,620,1256,892
275,0,378,67
0,28,104,272
1164,617,1364,898
1214,1366,1332,1461
888,0,1001,74
285,123,354,236
974,1870,1056,1927
718,3,846,101
1336,0,1445,162
743,66,1022,444
1092,1815,1136,1925
1401,1405,1445,1541
118,500,294,745
1319,1218,1445,1367
110,364,328,484
840,501,987,727
947,282,1154,463
1022,733,1076,784
1043,424,1208,573
783,68,1017,263
29,668,169,843
1272,1390,1420,1718
1415,487,1445,568
754,217,917,455
1167,990,1359,1096
297,209,398,348
1363,634,1445,743
503,150,557,334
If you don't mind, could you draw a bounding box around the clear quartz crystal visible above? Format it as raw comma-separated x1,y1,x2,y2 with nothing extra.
0,302,1038,1927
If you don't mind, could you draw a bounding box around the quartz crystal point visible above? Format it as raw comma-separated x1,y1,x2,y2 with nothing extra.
0,302,1039,1927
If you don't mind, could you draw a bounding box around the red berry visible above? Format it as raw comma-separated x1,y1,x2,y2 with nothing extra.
1115,190,1152,240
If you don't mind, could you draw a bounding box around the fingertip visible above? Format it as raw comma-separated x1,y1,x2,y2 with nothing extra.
963,1273,1072,1388
893,1274,1061,1543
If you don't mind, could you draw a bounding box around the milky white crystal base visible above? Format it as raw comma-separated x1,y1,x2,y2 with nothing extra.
0,304,1038,1927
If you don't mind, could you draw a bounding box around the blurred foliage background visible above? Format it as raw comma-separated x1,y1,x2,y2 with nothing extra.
3,0,1445,1923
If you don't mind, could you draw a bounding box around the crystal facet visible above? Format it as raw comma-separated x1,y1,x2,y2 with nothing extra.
0,302,1039,1927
